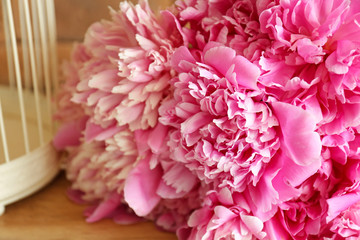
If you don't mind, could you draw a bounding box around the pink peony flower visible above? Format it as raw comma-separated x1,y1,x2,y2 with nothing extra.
161,42,277,191
160,42,322,221
265,176,330,240
177,188,267,240
63,129,138,222
53,44,90,150
259,0,350,64
53,0,360,239
71,0,185,131
328,200,360,239
175,0,271,61
54,0,188,224
258,1,360,136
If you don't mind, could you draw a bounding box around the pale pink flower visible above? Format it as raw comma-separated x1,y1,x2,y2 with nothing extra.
64,129,138,223
54,0,187,223
71,0,185,131
53,44,89,150
177,188,267,240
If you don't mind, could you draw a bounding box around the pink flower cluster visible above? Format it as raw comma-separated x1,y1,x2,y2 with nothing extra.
54,0,360,239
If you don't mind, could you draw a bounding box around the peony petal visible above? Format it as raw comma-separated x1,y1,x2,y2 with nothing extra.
240,213,264,235
84,121,122,142
204,45,236,77
88,69,119,92
86,193,122,223
272,102,322,166
156,180,188,199
180,112,212,135
327,193,360,223
230,55,261,90
171,46,196,73
124,155,162,216
53,117,87,150
147,123,168,154
265,215,291,240
188,207,211,228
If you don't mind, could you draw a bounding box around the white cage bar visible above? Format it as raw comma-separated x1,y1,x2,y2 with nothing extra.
0,0,59,214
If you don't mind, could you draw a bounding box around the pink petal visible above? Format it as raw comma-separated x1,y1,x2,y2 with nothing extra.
147,123,168,154
272,102,322,166
218,187,234,206
160,163,197,194
84,121,123,142
156,180,188,199
265,215,291,240
86,193,122,223
171,46,196,73
124,155,162,216
327,193,360,223
180,112,212,135
53,117,87,150
88,69,119,92
240,213,264,236
230,55,261,90
204,45,236,77
188,207,211,228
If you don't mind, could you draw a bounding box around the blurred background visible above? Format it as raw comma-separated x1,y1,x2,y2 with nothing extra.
0,0,175,85
55,0,175,62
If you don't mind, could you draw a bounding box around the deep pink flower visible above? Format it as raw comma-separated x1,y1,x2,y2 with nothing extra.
328,200,360,239
160,42,322,221
265,176,330,240
258,1,360,136
259,0,350,64
175,0,271,61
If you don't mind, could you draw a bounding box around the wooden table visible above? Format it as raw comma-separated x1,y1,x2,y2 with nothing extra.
0,173,177,240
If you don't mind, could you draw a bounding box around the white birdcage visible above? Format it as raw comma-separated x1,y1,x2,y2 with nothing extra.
0,0,59,214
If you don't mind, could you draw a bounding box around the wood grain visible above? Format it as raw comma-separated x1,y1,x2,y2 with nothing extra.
0,173,177,240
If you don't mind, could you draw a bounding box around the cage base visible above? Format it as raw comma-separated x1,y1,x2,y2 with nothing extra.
0,142,59,215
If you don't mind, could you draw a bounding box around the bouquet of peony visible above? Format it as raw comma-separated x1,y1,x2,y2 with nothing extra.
54,0,360,239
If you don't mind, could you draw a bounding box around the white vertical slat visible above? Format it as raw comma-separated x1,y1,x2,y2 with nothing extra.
23,0,44,145
36,0,53,130
0,99,10,163
46,0,58,96
31,0,43,88
18,1,32,90
2,3,15,88
3,0,30,154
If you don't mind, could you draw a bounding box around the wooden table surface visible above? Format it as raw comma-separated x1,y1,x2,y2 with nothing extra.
0,173,177,240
